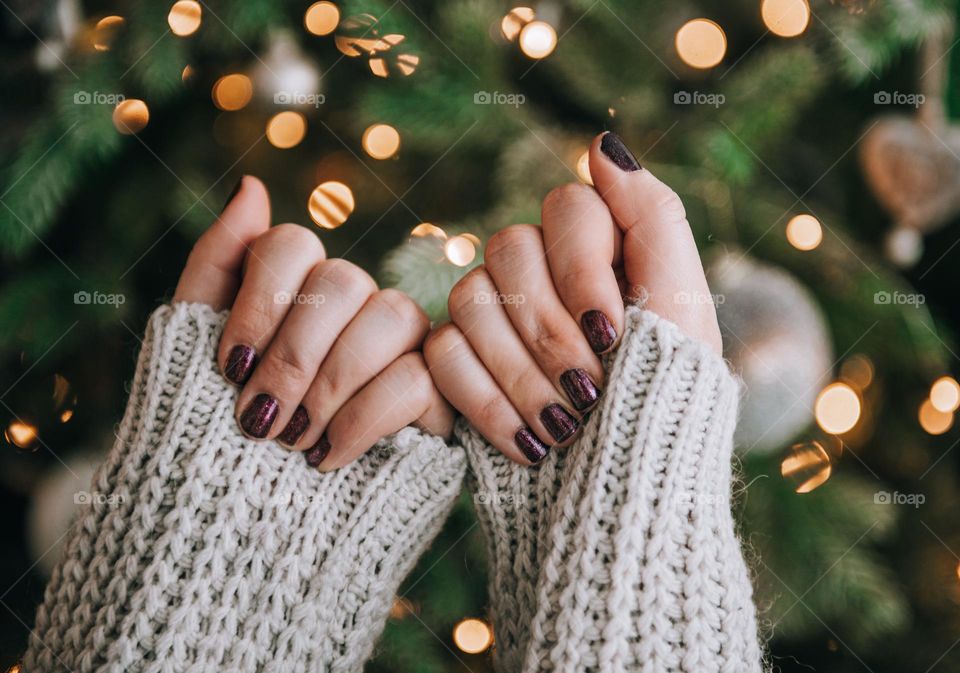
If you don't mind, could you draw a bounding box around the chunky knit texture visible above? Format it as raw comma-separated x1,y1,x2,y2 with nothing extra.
462,305,764,673
22,303,467,673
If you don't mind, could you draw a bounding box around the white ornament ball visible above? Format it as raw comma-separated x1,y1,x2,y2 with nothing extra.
251,29,322,108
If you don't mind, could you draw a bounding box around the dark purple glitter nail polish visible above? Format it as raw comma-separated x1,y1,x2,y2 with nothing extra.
240,394,278,439
560,369,601,411
581,310,617,353
515,427,550,464
540,403,579,443
304,435,331,468
277,405,310,446
224,344,257,385
600,132,641,172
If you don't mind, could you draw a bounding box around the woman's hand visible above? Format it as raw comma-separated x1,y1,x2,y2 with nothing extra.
173,176,453,470
424,132,721,465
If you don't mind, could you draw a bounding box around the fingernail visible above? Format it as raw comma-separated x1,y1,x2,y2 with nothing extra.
540,403,579,443
277,405,310,446
581,310,617,353
221,176,244,213
600,132,641,172
515,427,550,464
240,394,279,439
560,369,601,411
304,435,331,468
224,344,257,384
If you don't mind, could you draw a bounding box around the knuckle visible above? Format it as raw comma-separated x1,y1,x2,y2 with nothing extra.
473,393,511,432
310,258,378,298
263,338,315,386
393,352,433,404
447,267,492,320
423,323,463,368
651,184,687,225
373,288,428,332
484,224,540,265
542,183,595,220
257,223,324,257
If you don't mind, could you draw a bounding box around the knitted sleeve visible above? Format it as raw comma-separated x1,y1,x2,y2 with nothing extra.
461,305,764,673
22,302,467,673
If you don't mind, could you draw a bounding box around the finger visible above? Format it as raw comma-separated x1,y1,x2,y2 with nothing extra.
173,175,271,310
236,258,377,441
287,288,428,449
482,225,604,413
424,324,549,466
589,132,721,353
541,182,624,354
449,267,582,446
310,352,454,471
217,223,325,389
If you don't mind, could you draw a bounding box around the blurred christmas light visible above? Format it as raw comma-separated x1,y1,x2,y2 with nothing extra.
112,99,150,135
445,235,477,266
501,7,535,41
389,596,416,619
308,181,355,229
362,123,401,159
335,14,385,56
181,65,195,82
453,618,493,654
576,150,593,185
815,382,861,434
411,223,447,239
929,376,960,413
5,421,37,449
781,441,832,493
266,111,307,149
786,214,822,251
840,354,874,390
919,399,953,435
7,664,21,673
60,409,74,423
305,1,340,36
93,16,124,51
212,74,253,111
761,0,811,37
168,0,202,37
885,226,923,268
675,18,727,69
519,20,557,59
462,233,481,246
369,48,420,77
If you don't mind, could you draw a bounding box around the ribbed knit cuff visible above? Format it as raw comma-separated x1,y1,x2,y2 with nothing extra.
461,305,763,673
23,303,467,673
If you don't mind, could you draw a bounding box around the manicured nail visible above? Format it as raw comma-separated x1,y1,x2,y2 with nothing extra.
515,427,550,464
224,344,257,385
221,176,243,213
304,435,331,468
540,403,579,443
560,369,601,412
240,394,279,439
581,310,617,353
600,132,641,172
277,405,310,446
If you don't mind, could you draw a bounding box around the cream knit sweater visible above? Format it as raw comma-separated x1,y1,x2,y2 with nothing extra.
21,302,763,672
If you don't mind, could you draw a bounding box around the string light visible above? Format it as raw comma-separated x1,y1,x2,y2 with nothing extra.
576,150,593,185
675,18,727,69
786,214,823,251
814,382,861,435
761,0,811,37
266,111,307,149
781,441,832,493
308,181,355,229
919,399,953,435
362,123,401,159
181,65,195,82
168,0,202,37
462,233,481,246
453,618,493,654
930,376,960,413
304,1,340,36
212,74,253,111
411,223,447,239
113,99,150,135
501,7,535,41
93,16,124,51
519,20,557,59
5,421,37,449
444,235,477,266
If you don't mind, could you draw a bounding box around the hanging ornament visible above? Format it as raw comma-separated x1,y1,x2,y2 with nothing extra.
707,252,833,455
250,29,323,108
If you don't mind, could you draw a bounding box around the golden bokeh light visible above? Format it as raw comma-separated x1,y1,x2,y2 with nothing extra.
411,223,447,239
576,149,593,185
786,214,823,251
362,123,401,159
761,0,811,38
93,15,124,51
305,1,340,36
181,64,195,82
675,18,727,69
453,618,493,654
168,0,202,37
445,235,477,267
212,74,253,111
112,99,150,135
266,111,307,149
519,20,557,59
462,233,481,246
930,376,960,413
919,399,954,435
814,382,861,435
308,181,355,229
501,6,535,41
840,354,874,390
60,409,74,423
5,421,38,449
781,441,832,493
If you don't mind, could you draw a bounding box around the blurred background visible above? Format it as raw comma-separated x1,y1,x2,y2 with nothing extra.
1,0,959,670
